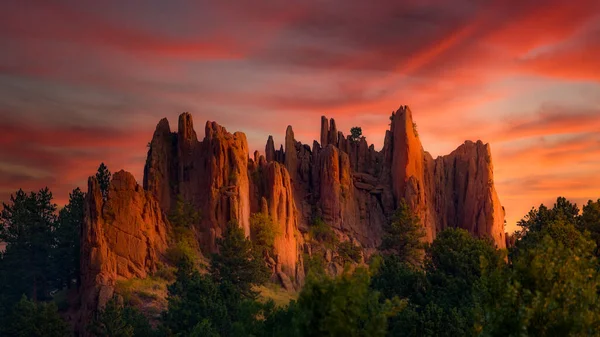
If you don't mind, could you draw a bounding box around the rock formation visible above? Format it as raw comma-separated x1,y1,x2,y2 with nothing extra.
78,170,169,335
78,105,506,334
264,106,505,249
144,113,251,251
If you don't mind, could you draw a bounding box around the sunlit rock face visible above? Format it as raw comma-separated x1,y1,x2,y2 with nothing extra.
144,113,251,252
141,107,506,284
268,106,505,249
79,171,169,336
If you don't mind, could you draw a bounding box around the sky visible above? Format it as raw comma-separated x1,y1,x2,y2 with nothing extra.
0,0,599,233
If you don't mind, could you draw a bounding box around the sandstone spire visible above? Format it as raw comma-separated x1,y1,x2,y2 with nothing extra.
285,125,297,182
266,135,275,162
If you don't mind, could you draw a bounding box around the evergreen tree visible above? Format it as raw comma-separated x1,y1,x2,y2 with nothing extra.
350,127,363,141
53,187,85,289
380,200,425,266
88,296,154,337
1,295,68,337
477,231,600,336
272,267,404,337
210,221,270,299
249,212,279,256
0,188,57,301
163,257,231,336
96,162,111,200
580,198,600,255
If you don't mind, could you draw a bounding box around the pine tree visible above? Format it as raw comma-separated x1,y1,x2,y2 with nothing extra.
380,200,425,266
0,188,57,301
1,295,68,337
210,221,270,299
88,296,154,337
53,187,85,289
96,162,111,200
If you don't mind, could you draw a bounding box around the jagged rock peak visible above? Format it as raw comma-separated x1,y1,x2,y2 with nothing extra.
266,135,275,162
285,126,297,181
320,116,329,146
79,170,169,335
178,112,197,142
156,117,171,135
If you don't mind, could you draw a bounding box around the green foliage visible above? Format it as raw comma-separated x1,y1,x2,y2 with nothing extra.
169,194,201,230
53,187,85,289
274,267,405,337
210,221,270,299
0,188,57,302
250,212,280,255
167,194,202,266
477,233,600,336
96,162,112,200
350,126,363,141
163,258,230,335
580,198,600,255
163,256,268,336
89,296,155,337
303,253,327,279
1,295,68,337
165,240,198,267
309,217,338,249
337,241,362,264
370,254,427,304
115,276,168,313
189,319,220,337
380,200,425,266
372,228,504,337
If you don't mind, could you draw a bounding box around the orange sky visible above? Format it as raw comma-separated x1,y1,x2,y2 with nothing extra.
0,1,599,233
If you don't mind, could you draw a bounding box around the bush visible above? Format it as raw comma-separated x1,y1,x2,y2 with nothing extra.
2,296,69,337
303,253,327,278
166,240,197,266
250,212,280,255
337,241,362,264
309,218,338,249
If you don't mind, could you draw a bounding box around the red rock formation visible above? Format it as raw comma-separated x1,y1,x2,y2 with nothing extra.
79,170,169,335
144,113,251,252
250,161,304,286
141,107,506,286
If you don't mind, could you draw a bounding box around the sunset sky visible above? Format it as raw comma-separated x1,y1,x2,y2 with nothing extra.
1,1,599,233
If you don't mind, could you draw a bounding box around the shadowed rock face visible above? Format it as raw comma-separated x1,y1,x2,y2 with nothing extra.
78,170,169,336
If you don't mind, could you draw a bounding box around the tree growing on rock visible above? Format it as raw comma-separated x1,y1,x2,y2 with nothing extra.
96,162,111,200
350,126,362,141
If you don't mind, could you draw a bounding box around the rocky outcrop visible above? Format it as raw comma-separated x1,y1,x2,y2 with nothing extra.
250,160,304,286
143,113,251,252
433,140,506,245
79,170,169,335
141,107,505,285
268,106,505,249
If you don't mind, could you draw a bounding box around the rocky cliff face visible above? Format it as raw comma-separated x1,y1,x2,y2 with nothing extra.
143,113,251,252
264,106,505,249
138,106,504,285
79,105,505,328
79,170,169,335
